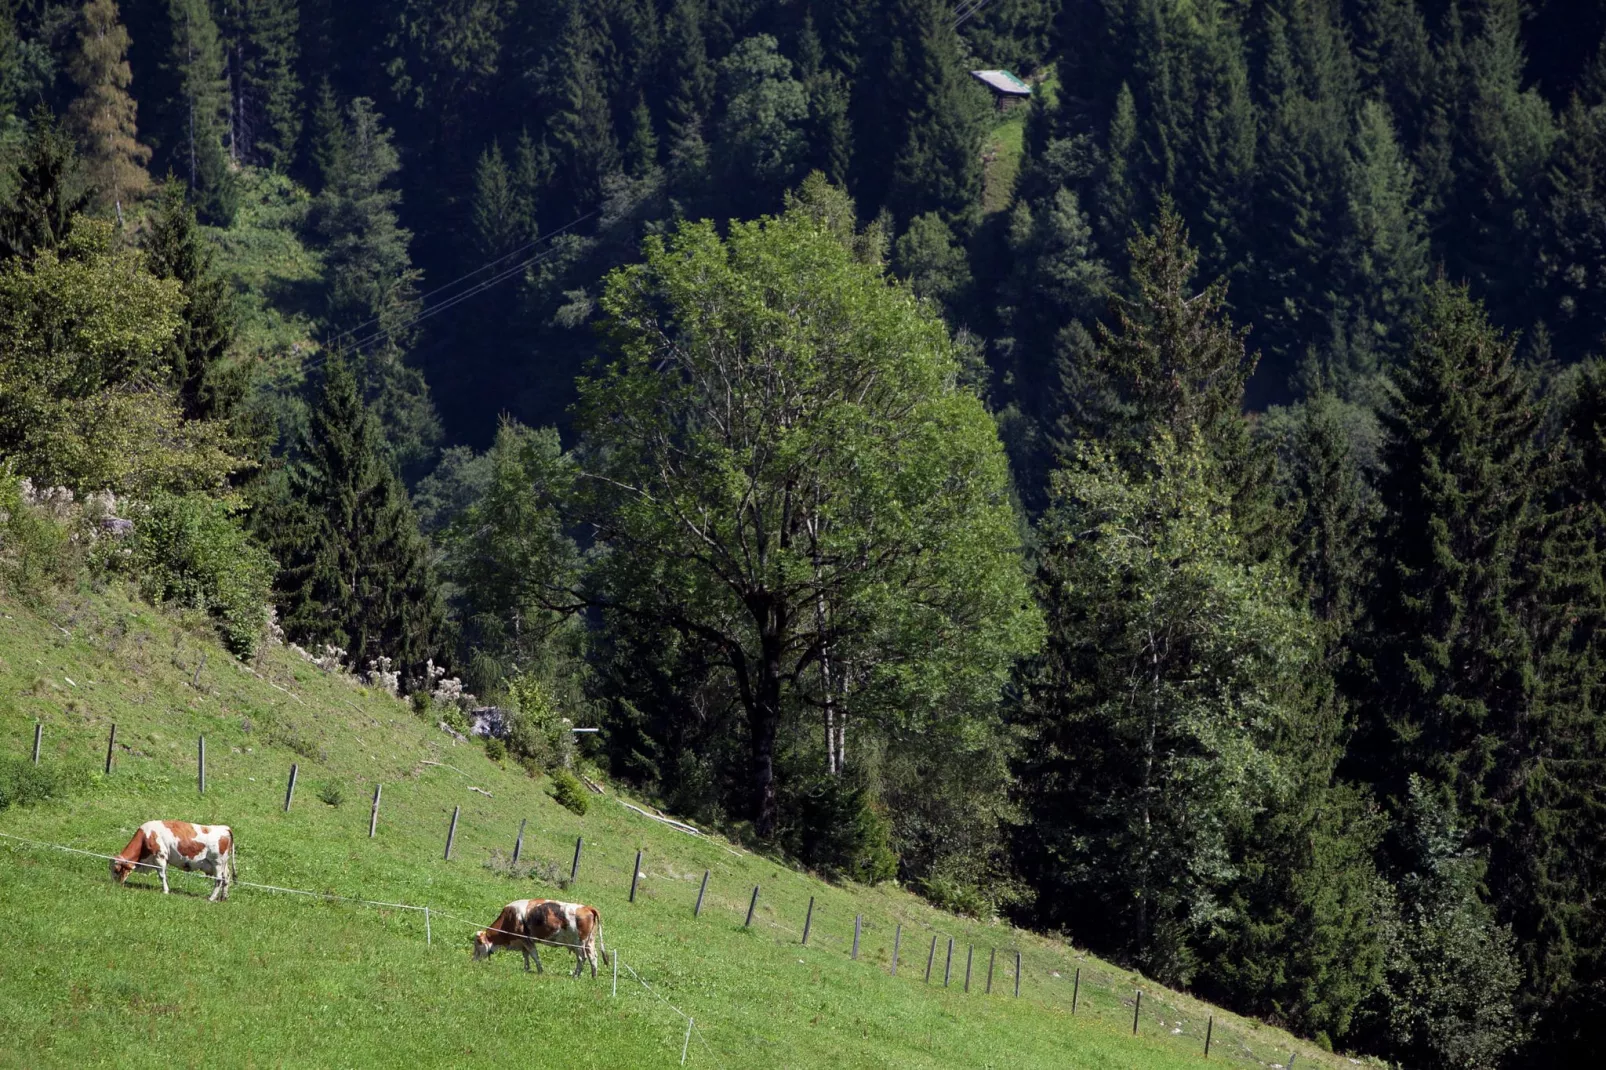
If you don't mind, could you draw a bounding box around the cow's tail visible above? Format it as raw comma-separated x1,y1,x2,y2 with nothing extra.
229,835,238,884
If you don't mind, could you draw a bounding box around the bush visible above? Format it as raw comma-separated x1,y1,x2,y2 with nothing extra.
483,849,571,890
316,781,344,807
505,673,572,771
0,474,78,598
126,493,276,657
548,767,589,816
483,737,506,762
779,771,898,885
0,755,84,811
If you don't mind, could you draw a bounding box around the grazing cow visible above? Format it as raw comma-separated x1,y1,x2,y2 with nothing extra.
111,821,236,901
472,899,607,978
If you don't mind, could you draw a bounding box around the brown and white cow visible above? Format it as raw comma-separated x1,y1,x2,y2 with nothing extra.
471,898,607,978
111,821,236,901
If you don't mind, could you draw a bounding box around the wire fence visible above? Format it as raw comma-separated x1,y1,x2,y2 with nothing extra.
8,713,1334,1069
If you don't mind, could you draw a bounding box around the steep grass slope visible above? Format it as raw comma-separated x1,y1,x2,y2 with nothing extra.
0,585,1358,1069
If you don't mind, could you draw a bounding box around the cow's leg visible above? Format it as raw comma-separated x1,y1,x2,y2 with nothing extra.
521,948,532,973
531,945,543,974
157,857,170,894
589,942,598,979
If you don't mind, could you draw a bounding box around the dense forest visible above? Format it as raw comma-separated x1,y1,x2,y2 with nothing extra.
7,0,1606,1065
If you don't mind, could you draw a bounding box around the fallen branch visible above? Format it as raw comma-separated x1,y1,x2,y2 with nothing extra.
620,801,701,836
469,786,493,798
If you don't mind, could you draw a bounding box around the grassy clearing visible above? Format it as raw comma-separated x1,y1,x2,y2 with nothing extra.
982,110,1026,217
0,585,1356,1068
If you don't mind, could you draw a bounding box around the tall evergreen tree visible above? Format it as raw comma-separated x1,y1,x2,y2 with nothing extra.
143,178,239,424
1359,282,1541,827
548,3,619,205
164,0,235,222
313,96,440,473
469,140,519,260
272,353,443,678
0,107,92,261
66,0,151,218
230,0,301,170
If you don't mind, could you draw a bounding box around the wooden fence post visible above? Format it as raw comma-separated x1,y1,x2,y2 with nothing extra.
802,897,814,945
852,915,861,960
943,937,954,987
628,849,642,902
283,763,298,811
986,948,996,994
104,723,116,775
197,736,205,795
369,784,382,837
1133,989,1141,1035
891,923,901,976
570,835,583,881
1014,951,1021,997
191,654,206,689
444,805,460,860
32,722,41,765
694,870,709,917
510,818,525,862
925,935,937,982
1204,1015,1213,1058
964,945,973,992
1072,967,1080,1014
745,885,760,927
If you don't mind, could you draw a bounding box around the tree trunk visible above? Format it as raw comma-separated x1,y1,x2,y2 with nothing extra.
751,610,786,838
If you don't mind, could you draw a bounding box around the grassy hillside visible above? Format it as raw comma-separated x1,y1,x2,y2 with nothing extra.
0,584,1363,1069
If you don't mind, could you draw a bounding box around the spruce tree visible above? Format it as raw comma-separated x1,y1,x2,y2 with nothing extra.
66,0,151,218
232,0,300,170
274,353,443,679
0,107,92,261
469,140,518,259
661,0,713,204
164,0,235,223
313,96,440,473
143,178,239,423
1360,281,1540,826
548,3,619,204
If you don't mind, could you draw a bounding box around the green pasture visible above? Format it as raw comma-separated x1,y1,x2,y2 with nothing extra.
0,586,1355,1068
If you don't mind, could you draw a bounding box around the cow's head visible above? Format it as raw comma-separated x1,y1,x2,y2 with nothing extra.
472,931,494,960
110,855,136,883
110,829,145,884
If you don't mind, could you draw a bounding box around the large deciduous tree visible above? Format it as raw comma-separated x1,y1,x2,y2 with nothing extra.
576,178,1041,837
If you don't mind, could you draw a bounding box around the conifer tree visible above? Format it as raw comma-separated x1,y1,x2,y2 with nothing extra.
548,3,619,204
1360,282,1540,826
164,0,235,223
231,0,300,170
877,0,989,228
469,140,518,259
67,0,151,218
143,178,238,423
273,353,443,678
661,0,713,203
623,94,658,179
313,96,440,473
0,107,92,261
